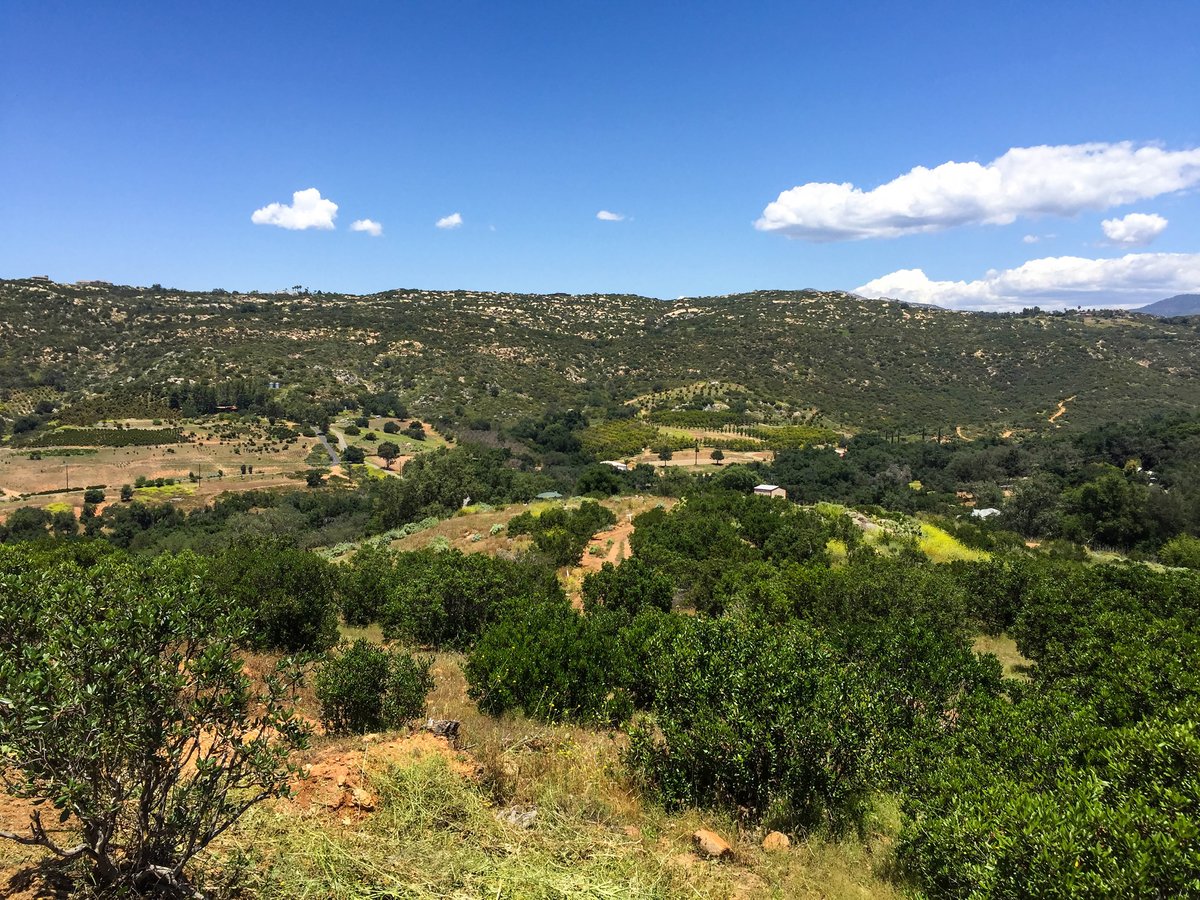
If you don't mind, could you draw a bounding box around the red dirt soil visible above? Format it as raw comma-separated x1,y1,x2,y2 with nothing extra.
288,731,476,820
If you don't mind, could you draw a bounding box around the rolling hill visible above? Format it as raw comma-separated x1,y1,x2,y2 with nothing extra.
3,278,1200,434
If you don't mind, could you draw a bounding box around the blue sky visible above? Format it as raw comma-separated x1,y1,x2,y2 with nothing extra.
2,1,1198,307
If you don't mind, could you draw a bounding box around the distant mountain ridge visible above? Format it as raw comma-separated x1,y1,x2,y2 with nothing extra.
1137,294,1200,317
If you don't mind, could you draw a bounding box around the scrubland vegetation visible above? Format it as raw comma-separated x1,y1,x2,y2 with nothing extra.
3,280,1200,896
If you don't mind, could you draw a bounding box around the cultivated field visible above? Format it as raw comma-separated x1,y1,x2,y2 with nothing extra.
0,418,322,517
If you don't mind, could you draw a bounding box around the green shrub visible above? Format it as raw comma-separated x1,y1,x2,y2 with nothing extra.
339,543,395,625
379,548,563,649
466,601,647,723
899,697,1200,898
582,558,673,616
1160,533,1200,569
0,545,309,893
207,544,339,651
83,486,106,504
627,616,887,832
523,501,617,567
0,506,52,542
507,510,535,536
315,640,434,734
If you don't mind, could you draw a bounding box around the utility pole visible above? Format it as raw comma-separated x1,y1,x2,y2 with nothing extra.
65,462,69,490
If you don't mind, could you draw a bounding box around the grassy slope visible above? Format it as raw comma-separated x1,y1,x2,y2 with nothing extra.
210,653,903,900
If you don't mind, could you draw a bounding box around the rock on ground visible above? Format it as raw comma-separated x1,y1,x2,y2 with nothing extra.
762,831,790,851
693,828,733,859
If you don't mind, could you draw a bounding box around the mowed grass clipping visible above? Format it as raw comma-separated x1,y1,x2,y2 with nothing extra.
918,523,990,563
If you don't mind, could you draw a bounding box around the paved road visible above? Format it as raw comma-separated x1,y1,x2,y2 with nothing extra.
317,433,340,466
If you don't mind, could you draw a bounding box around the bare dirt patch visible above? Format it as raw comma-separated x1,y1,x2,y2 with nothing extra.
289,731,476,818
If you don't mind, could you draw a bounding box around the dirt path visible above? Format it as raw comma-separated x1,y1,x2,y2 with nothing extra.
955,426,974,442
581,518,636,573
564,496,676,607
1049,395,1077,424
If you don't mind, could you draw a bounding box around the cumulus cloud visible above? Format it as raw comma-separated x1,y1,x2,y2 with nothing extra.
855,252,1200,311
756,142,1200,241
350,218,383,236
251,188,338,230
1022,234,1040,244
596,210,625,221
435,212,463,230
1101,212,1167,246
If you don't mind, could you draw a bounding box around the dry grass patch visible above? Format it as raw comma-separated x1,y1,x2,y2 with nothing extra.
973,632,1034,680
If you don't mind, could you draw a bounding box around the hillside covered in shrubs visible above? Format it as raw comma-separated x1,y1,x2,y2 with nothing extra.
4,278,1200,434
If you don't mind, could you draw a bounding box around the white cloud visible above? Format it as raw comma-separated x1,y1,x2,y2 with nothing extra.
596,210,625,221
251,188,338,230
1022,234,1040,244
350,218,383,237
855,252,1200,311
435,212,463,230
756,142,1200,241
1101,212,1167,246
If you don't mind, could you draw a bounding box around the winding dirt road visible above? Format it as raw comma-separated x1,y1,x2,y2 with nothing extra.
1049,395,1077,424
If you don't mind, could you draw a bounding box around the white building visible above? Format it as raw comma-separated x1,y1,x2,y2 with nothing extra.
753,484,787,499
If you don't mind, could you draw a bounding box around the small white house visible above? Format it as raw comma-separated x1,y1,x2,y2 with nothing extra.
753,484,787,499
971,507,1001,519
600,460,630,472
